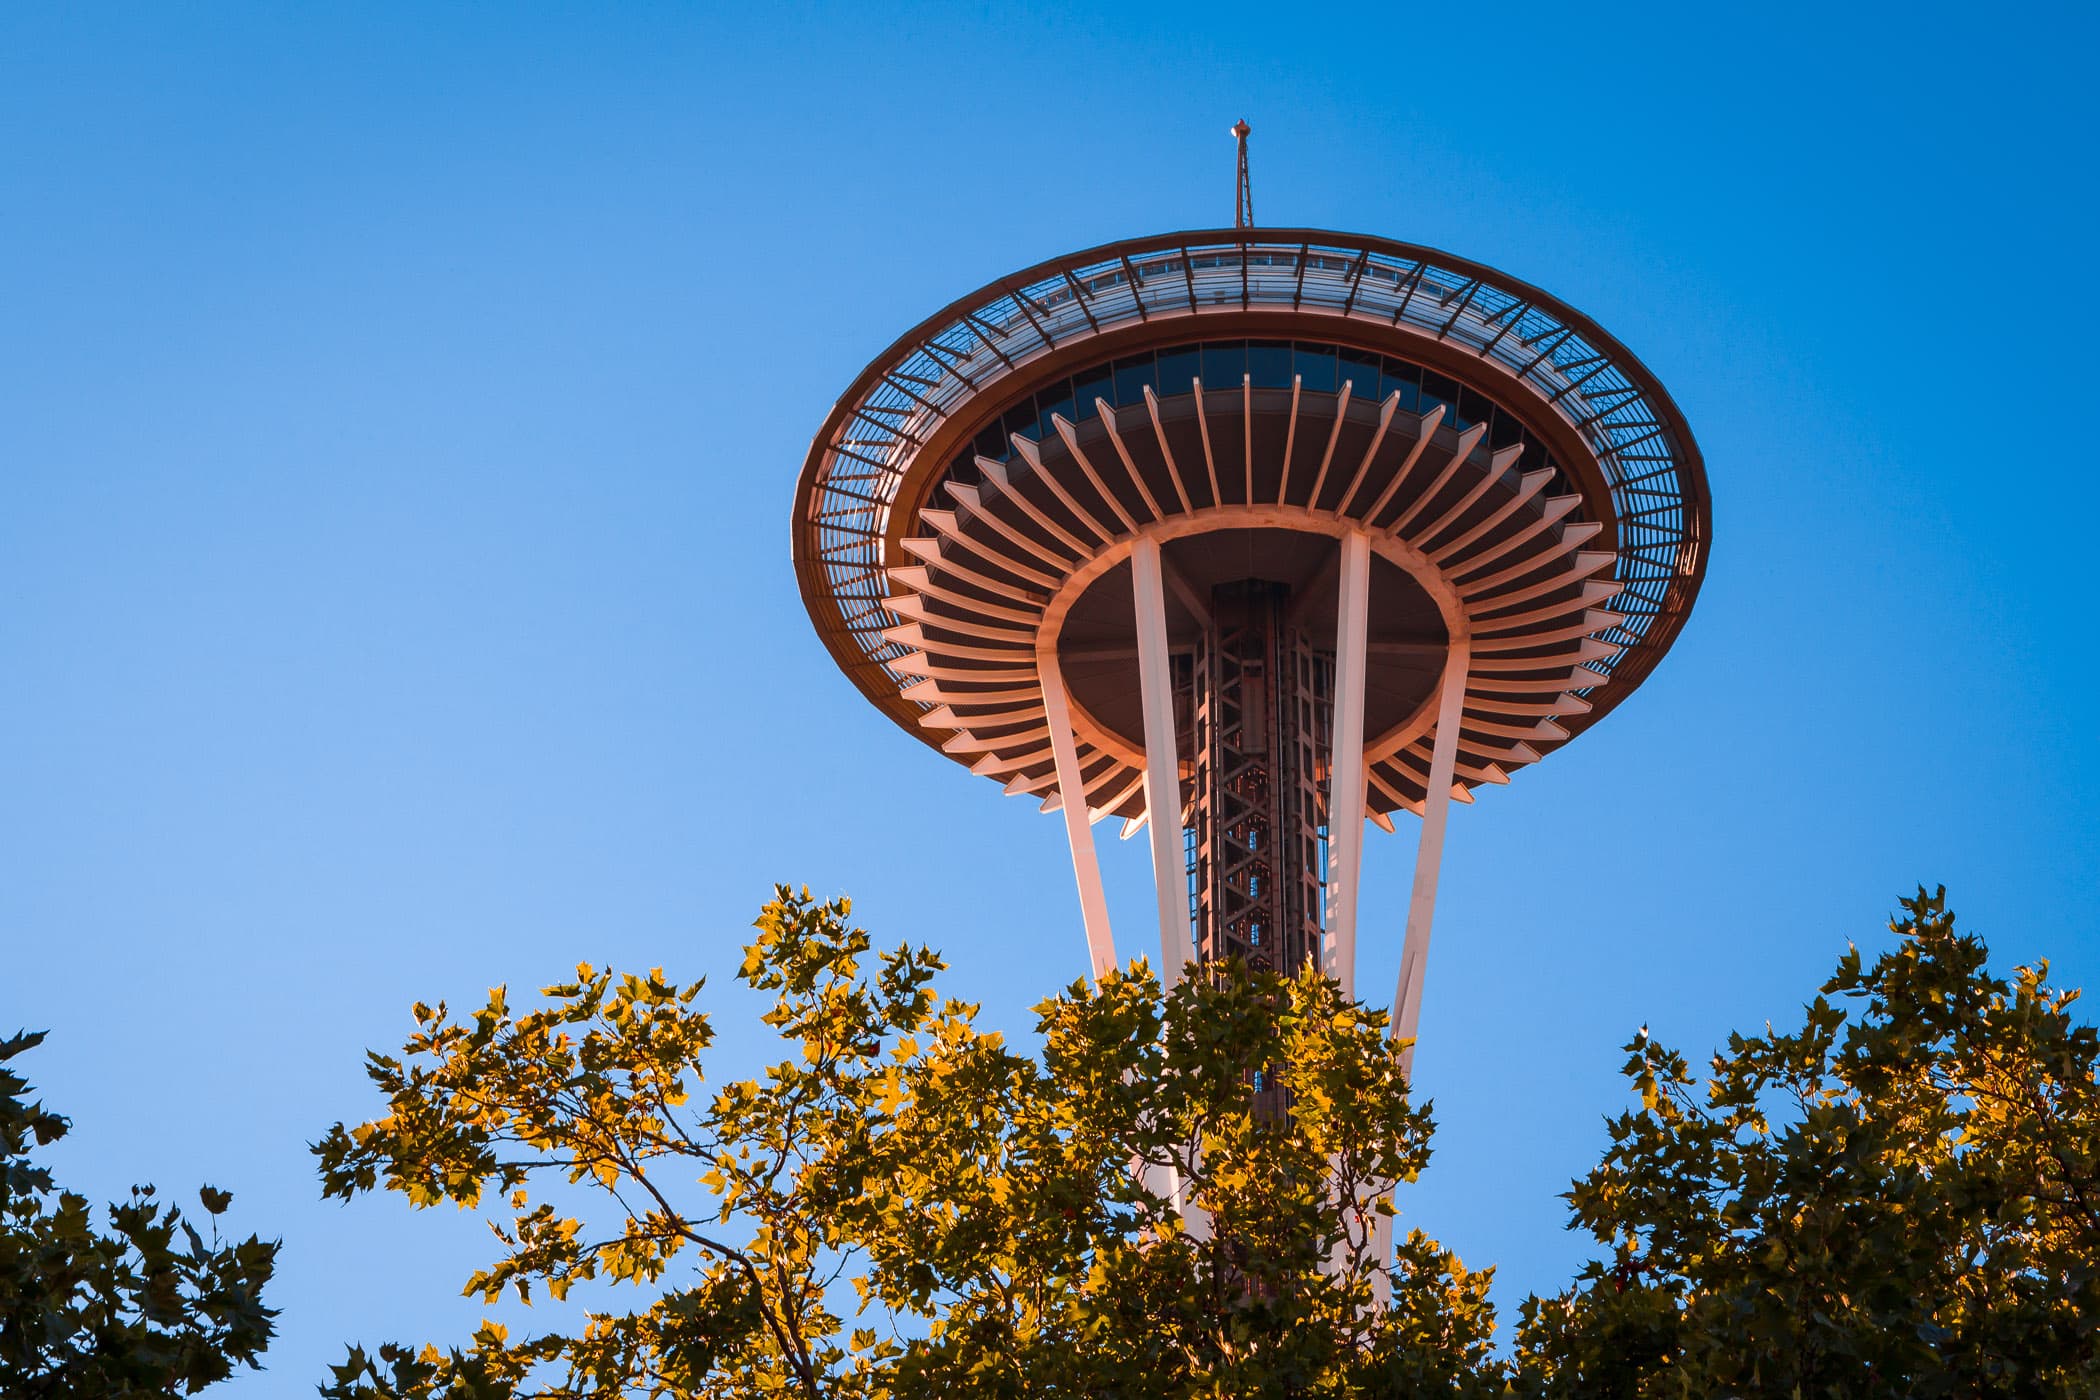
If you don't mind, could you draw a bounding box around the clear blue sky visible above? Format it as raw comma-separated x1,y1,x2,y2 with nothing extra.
3,3,2094,1389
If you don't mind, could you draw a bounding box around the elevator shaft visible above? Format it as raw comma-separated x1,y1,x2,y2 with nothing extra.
1184,581,1334,984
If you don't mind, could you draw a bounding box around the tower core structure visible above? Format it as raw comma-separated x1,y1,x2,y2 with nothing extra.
792,207,1709,1070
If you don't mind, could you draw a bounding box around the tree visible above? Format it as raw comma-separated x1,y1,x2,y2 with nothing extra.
315,887,1499,1399
0,1030,279,1397
1513,887,2100,1397
317,884,2100,1398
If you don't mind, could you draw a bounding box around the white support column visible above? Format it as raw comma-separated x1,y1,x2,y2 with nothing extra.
1370,1210,1394,1304
1326,529,1373,998
1393,639,1471,1079
1039,645,1117,980
1131,537,1195,987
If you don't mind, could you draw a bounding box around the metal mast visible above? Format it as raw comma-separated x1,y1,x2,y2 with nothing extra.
1232,119,1253,229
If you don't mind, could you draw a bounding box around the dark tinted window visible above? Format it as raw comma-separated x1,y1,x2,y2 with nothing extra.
1034,381,1076,434
1111,354,1157,406
1380,357,1422,412
946,339,1564,497
1201,341,1247,388
1292,344,1337,392
1000,399,1038,444
1071,366,1112,420
1246,340,1292,387
1420,370,1461,420
1156,347,1201,393
1488,407,1523,450
1520,431,1553,477
1457,386,1494,432
1338,348,1382,396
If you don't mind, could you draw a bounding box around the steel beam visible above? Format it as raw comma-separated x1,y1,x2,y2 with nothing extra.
1393,639,1471,1079
1131,537,1195,986
1325,529,1372,997
1039,645,1117,979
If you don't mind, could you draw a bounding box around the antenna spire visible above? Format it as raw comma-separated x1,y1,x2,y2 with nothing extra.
1231,119,1253,229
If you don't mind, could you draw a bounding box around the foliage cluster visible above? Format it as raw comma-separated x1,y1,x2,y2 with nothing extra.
0,1031,277,1398
315,885,2100,1399
316,888,1496,1398
1514,888,2100,1396
11,884,2087,1397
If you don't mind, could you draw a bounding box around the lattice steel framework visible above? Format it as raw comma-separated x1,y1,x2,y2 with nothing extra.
1188,582,1330,978
1176,583,1332,1120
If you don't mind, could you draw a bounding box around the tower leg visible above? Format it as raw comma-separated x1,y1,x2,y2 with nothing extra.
1325,529,1372,998
1393,640,1469,1080
1039,645,1116,980
1131,538,1194,987
1370,1210,1393,1304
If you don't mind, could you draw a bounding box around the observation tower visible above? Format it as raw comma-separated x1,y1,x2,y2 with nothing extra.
791,126,1708,1078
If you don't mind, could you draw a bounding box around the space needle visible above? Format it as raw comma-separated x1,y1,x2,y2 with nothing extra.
791,123,1709,1082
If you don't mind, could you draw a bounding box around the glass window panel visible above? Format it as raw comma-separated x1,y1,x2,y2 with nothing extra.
1380,357,1422,411
973,425,1005,459
1156,347,1202,394
1338,348,1382,396
1202,341,1247,388
1112,353,1158,406
1420,370,1461,420
1246,340,1292,388
1034,381,1076,436
1292,344,1338,393
1488,407,1523,450
1000,400,1037,446
1072,366,1113,420
1456,386,1493,431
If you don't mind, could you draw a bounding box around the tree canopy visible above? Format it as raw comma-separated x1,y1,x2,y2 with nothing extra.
316,886,2100,1398
1513,887,2100,1396
0,1030,278,1398
316,887,1495,1398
